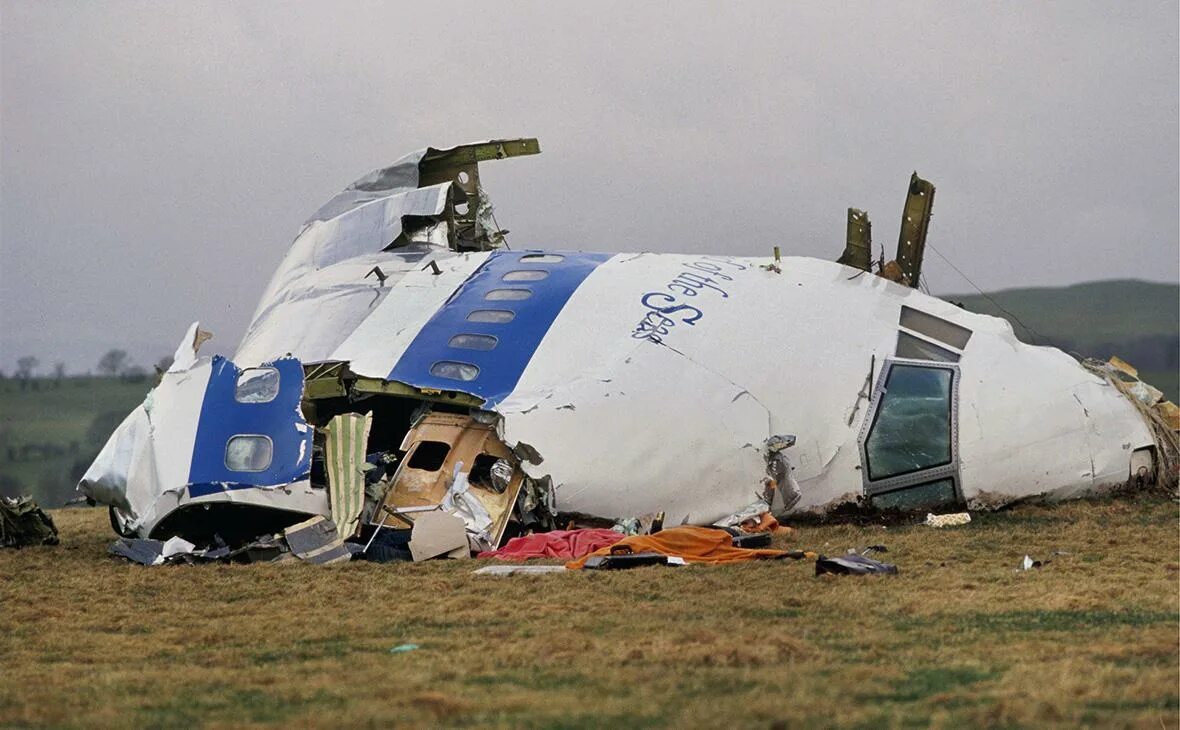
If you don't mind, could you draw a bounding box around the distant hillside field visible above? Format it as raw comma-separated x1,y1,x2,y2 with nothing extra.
0,376,151,508
950,279,1178,402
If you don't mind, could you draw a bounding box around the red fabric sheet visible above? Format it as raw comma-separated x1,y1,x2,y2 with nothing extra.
477,528,624,560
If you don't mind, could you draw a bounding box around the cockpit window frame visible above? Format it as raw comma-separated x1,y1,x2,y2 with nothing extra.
856,357,962,503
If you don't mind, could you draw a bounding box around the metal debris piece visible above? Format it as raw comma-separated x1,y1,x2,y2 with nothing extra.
815,553,898,576
109,537,167,565
837,207,872,272
894,172,935,288
284,516,352,565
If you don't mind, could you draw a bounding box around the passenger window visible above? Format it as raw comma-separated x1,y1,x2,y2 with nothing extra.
225,435,273,472
407,441,450,471
520,254,564,264
235,367,280,403
449,334,498,351
484,289,532,301
467,309,515,323
430,361,479,381
503,270,548,282
865,364,952,480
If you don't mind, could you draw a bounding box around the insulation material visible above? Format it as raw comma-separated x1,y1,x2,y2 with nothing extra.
324,412,373,539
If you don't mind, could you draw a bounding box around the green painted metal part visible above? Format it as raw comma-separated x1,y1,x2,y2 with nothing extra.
411,138,542,252
352,377,484,408
895,173,936,288
837,207,872,272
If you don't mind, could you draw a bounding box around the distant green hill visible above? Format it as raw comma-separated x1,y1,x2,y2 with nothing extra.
948,279,1178,401
0,376,151,508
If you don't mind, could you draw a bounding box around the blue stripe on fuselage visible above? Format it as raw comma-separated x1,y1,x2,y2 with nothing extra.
387,250,612,407
187,356,312,498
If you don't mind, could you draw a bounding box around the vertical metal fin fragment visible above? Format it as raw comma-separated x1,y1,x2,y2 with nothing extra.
838,207,873,272
895,173,936,288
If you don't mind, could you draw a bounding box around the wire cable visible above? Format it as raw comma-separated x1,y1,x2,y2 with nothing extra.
926,242,1049,345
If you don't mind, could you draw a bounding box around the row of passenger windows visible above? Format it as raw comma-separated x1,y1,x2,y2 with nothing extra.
430,256,563,383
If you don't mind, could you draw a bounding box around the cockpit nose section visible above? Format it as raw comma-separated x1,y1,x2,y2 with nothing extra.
186,356,313,498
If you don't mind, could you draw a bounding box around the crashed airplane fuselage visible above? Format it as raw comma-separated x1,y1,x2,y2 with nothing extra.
81,139,1173,546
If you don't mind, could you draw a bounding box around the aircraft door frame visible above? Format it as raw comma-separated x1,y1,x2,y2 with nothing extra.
856,357,962,509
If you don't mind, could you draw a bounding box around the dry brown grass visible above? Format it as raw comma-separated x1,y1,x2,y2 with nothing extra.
1,497,1177,728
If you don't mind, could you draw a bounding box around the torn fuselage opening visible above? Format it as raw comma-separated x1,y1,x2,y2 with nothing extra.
298,363,545,550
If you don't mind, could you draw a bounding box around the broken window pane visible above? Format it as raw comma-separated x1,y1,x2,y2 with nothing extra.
467,309,515,323
520,254,564,264
896,332,960,363
235,367,280,403
870,478,957,510
224,435,273,472
407,441,450,471
865,364,952,481
484,289,532,301
430,361,479,381
503,270,549,282
449,334,498,351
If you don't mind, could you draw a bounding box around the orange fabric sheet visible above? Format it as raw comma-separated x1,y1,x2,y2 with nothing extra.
565,526,789,569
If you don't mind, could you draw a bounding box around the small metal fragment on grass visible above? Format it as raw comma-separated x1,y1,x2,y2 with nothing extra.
815,554,898,576
1019,555,1050,571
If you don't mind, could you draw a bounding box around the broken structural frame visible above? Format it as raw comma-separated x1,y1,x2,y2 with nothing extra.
300,359,542,555
835,172,935,289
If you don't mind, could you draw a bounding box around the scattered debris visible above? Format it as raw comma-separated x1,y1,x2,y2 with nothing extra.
1019,555,1049,571
284,516,352,565
815,553,898,576
566,526,794,570
389,644,419,654
161,535,196,558
408,511,469,561
925,512,972,527
477,528,623,560
583,551,686,570
0,496,58,548
730,532,773,549
109,537,169,565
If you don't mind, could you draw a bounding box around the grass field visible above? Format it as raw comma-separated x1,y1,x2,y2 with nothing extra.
2,498,1176,728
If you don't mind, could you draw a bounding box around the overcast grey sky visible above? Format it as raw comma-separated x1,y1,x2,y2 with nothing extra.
1,1,1177,374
